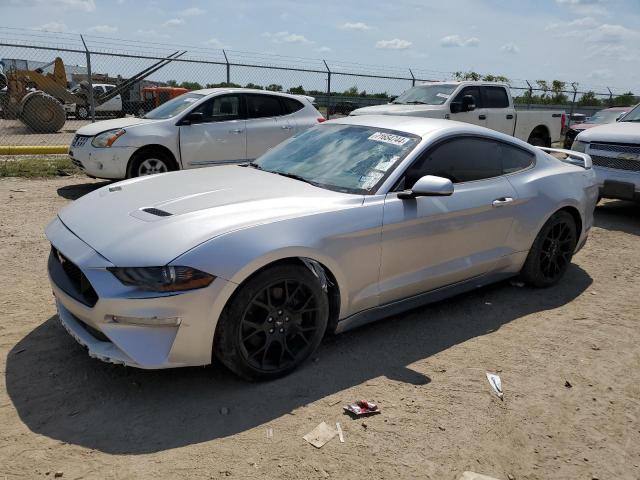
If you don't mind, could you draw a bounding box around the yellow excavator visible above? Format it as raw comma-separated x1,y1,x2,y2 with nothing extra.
0,52,184,133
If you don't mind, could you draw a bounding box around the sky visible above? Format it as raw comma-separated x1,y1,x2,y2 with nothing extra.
1,0,639,93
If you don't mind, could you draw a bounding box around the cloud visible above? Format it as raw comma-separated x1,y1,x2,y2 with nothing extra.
262,31,313,44
341,22,372,31
88,25,118,34
37,22,69,33
162,18,185,27
179,7,205,16
204,38,227,48
375,38,412,49
500,43,519,54
316,46,332,53
587,68,614,81
136,29,170,39
440,35,479,47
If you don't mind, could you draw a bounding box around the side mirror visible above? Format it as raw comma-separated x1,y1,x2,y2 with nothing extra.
180,111,204,125
450,101,462,114
388,96,397,103
461,94,476,112
397,175,454,199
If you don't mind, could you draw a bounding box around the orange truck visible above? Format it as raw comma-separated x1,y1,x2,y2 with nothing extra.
123,86,188,117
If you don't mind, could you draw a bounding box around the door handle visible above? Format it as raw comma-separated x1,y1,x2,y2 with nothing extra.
229,128,244,134
492,197,514,207
506,114,514,119
281,125,293,130
478,114,487,120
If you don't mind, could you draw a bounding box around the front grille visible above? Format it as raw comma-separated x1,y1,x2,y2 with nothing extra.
590,142,640,155
591,155,640,172
50,246,99,307
71,135,90,148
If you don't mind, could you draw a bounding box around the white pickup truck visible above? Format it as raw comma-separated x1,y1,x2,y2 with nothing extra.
350,81,565,147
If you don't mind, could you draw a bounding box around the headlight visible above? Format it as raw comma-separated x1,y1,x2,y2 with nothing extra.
107,266,215,292
571,140,588,153
92,129,126,148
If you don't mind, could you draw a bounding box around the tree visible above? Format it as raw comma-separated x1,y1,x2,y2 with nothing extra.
245,83,263,90
535,80,549,101
578,91,601,107
265,84,283,92
289,85,306,94
482,74,510,83
612,91,636,106
454,71,481,81
550,80,568,104
179,81,203,90
166,79,178,87
343,86,359,96
205,82,241,88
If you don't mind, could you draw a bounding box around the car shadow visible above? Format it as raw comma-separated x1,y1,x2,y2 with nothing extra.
5,265,592,455
594,200,639,236
57,180,111,200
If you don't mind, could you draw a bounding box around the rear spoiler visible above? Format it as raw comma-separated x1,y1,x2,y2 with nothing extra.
536,147,592,169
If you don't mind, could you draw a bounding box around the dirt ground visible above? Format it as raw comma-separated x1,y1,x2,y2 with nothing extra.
0,176,639,480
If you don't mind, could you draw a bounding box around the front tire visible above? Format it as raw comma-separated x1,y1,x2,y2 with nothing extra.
214,264,329,381
128,149,174,178
76,104,90,120
520,211,577,287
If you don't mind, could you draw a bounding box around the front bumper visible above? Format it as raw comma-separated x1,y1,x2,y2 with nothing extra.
46,217,236,369
69,141,135,180
593,166,640,201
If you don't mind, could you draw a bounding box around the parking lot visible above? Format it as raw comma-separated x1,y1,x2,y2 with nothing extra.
0,175,638,479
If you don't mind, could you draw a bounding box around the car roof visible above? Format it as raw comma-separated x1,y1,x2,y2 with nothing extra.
192,88,307,99
324,114,536,149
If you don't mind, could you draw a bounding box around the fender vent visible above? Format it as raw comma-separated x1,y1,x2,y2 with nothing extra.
141,207,172,217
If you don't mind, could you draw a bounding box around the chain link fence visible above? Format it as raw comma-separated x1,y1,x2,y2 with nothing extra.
0,28,636,149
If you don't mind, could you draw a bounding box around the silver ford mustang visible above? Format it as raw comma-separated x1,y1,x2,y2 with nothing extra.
46,115,598,380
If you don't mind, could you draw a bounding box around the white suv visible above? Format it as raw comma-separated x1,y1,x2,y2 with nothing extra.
69,89,325,179
572,104,640,202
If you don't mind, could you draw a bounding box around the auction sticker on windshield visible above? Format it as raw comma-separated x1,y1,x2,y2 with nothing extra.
368,132,410,146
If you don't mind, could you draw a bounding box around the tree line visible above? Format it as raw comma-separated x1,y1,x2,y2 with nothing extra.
164,73,636,107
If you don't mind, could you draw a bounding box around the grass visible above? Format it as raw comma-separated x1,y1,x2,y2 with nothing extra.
0,156,81,178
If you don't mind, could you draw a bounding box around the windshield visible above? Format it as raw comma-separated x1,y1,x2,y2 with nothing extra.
588,110,627,124
392,84,457,105
143,92,205,119
253,124,421,194
619,104,640,122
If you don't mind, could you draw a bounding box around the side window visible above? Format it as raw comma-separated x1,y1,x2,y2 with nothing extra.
483,86,509,109
402,137,502,187
93,86,104,96
453,87,482,108
192,95,241,122
282,97,304,114
500,143,535,174
246,94,283,118
105,85,115,93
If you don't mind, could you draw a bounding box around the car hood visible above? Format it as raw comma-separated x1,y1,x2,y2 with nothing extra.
569,122,600,132
75,117,160,136
350,104,445,117
576,122,640,144
57,166,361,267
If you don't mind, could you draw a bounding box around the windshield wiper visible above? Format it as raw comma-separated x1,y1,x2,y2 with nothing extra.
621,119,640,122
404,101,427,105
245,162,263,169
271,170,320,187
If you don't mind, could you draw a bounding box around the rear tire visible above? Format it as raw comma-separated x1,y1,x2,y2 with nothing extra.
520,211,577,287
76,104,90,120
214,264,329,381
127,148,175,178
20,92,66,133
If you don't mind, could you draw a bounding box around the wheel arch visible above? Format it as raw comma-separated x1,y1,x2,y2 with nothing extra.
528,125,551,147
222,255,344,334
127,144,179,177
557,205,583,238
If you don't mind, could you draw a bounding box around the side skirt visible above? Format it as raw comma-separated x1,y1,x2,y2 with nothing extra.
334,271,516,334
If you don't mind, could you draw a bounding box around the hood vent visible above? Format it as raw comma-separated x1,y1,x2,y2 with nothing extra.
141,207,172,217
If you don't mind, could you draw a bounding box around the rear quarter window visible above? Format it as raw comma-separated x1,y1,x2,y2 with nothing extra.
500,143,535,174
483,86,509,108
282,97,304,114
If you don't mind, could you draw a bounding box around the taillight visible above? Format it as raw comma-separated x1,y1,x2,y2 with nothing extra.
317,117,326,123
561,113,566,132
